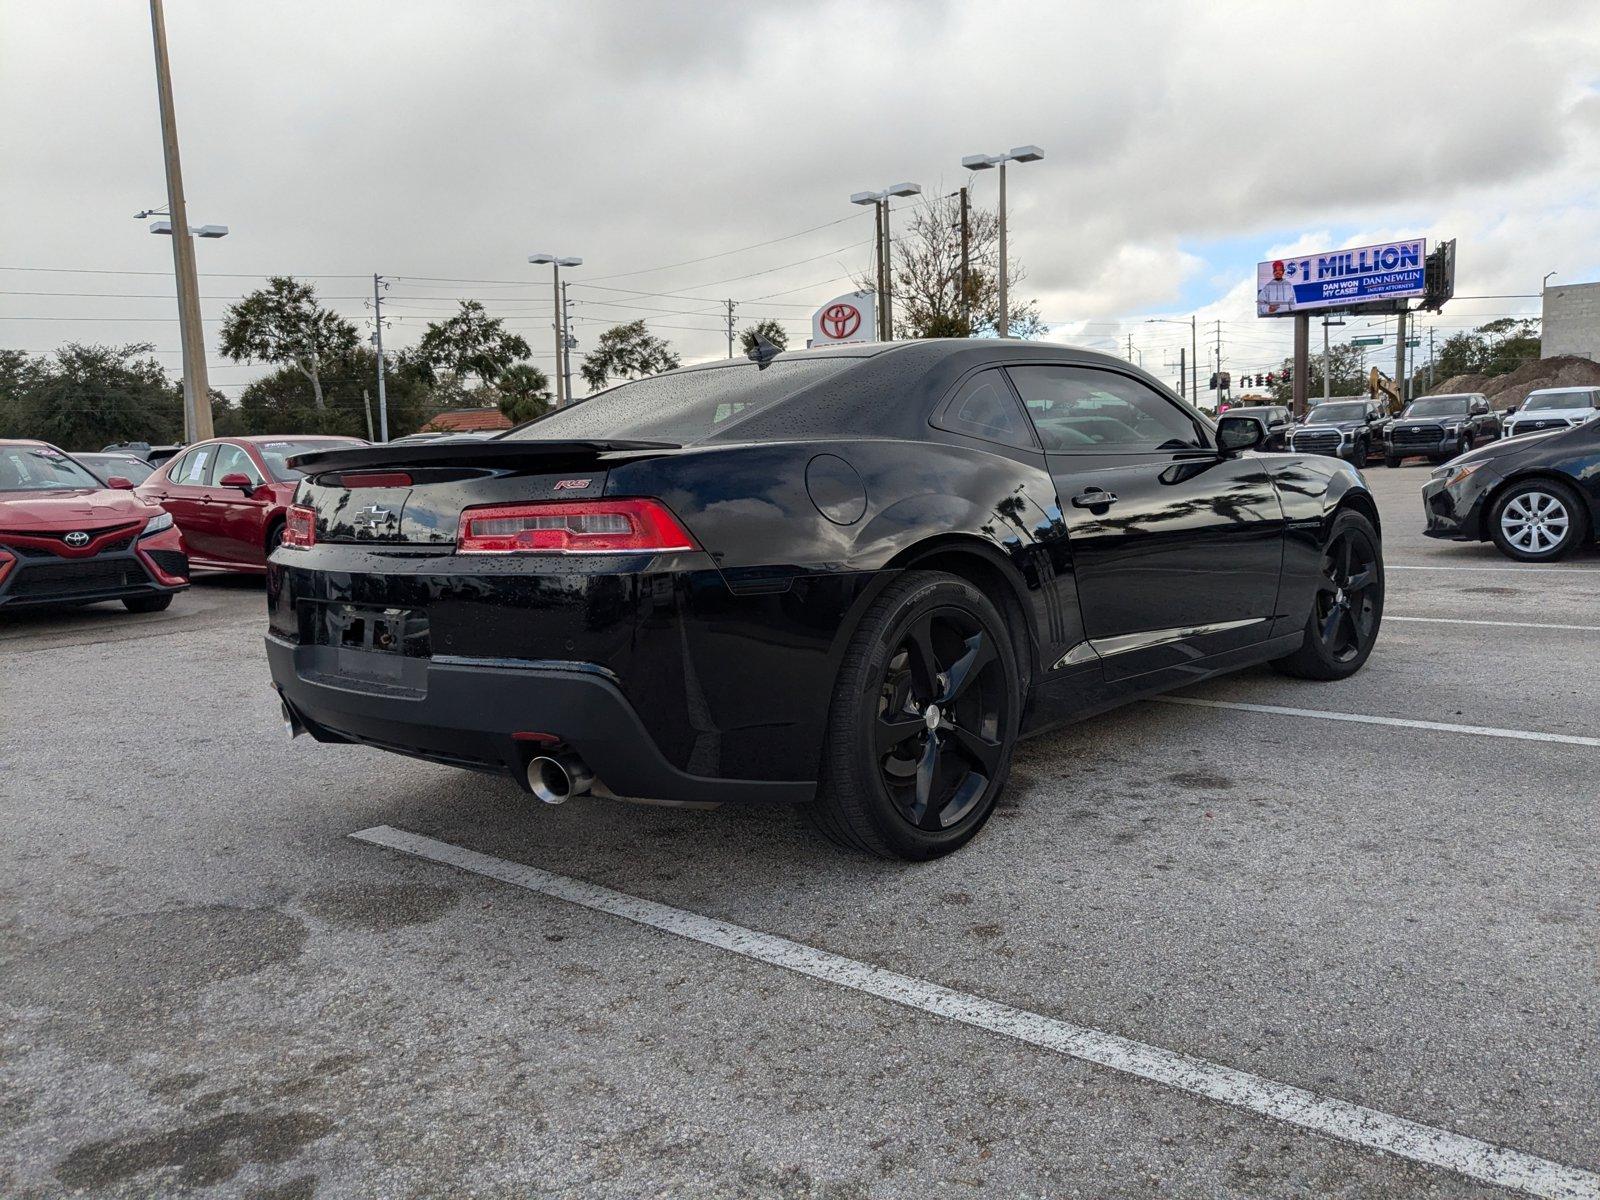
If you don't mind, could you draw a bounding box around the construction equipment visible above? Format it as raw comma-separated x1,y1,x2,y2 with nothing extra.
1368,367,1404,415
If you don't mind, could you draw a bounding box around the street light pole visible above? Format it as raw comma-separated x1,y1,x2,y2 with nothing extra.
961,145,1043,338
148,0,213,443
851,182,921,342
373,274,389,441
529,253,581,407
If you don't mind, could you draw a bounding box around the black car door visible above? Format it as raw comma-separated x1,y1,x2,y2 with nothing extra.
1008,363,1286,681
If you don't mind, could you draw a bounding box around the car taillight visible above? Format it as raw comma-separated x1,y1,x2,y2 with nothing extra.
282,505,317,549
457,498,697,555
0,546,13,586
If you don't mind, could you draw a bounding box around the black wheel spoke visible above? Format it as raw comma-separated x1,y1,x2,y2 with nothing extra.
876,712,925,756
912,734,942,828
903,613,942,701
1345,565,1374,592
938,632,996,704
1319,604,1342,644
944,720,1001,778
1339,535,1354,585
1339,608,1359,651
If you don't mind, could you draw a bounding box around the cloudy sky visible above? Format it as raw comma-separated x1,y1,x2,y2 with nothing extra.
3,0,1598,400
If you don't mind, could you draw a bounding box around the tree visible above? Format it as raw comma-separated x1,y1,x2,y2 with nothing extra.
0,343,184,449
411,300,532,389
222,345,435,440
493,362,552,424
738,319,789,355
579,320,680,390
1426,317,1541,383
1269,341,1369,403
861,192,1043,339
219,275,360,413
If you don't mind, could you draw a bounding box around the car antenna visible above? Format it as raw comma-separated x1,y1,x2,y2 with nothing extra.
746,332,781,368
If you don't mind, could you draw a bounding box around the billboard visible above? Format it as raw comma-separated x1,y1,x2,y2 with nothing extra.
1256,238,1427,317
811,290,875,345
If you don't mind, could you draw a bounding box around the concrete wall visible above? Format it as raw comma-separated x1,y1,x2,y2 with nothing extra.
1541,281,1600,361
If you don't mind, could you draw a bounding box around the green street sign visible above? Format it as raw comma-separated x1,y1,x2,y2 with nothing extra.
1351,336,1384,346
1406,338,1420,347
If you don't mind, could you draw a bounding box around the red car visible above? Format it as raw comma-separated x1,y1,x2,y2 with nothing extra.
0,439,190,612
136,435,366,572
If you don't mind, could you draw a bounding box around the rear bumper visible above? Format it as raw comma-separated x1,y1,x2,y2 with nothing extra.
267,635,816,806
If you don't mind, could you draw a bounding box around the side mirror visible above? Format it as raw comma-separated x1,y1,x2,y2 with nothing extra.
219,472,255,492
106,476,134,490
1216,414,1266,453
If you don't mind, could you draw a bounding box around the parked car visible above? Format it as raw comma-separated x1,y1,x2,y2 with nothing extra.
1423,413,1599,561
136,435,366,572
1384,393,1500,466
266,341,1384,860
0,439,189,612
76,452,158,486
1501,387,1600,438
101,440,184,466
1225,404,1292,449
1290,398,1388,464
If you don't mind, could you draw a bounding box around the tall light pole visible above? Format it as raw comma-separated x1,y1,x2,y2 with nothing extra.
529,253,581,406
148,0,216,443
850,182,921,340
961,145,1043,338
1144,315,1198,401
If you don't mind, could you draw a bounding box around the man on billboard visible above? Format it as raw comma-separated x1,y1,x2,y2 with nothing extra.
1257,260,1295,315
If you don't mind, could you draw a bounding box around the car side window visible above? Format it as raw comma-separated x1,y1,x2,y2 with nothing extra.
936,369,1039,451
211,443,263,486
1007,365,1204,452
171,444,216,486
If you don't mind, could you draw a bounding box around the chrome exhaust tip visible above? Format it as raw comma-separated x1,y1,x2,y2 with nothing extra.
526,752,593,805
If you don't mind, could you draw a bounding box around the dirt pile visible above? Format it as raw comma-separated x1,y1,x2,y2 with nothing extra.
1429,356,1600,409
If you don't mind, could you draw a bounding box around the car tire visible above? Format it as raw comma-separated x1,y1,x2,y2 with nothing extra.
123,593,174,614
1384,454,1402,468
1458,435,1472,456
1270,509,1383,681
806,570,1020,861
1488,479,1589,562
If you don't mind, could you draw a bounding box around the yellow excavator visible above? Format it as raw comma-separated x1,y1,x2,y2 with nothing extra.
1367,367,1405,415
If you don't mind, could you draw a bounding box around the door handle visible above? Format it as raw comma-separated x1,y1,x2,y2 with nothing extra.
1071,488,1118,509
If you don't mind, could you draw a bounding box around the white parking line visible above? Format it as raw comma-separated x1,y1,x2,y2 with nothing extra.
1388,563,1597,574
1155,697,1600,747
353,824,1600,1200
1388,616,1600,632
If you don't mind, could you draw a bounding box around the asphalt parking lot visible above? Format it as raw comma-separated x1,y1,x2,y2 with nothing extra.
3,463,1596,1199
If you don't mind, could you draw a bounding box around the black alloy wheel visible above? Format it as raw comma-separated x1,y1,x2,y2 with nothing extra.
809,571,1019,860
1272,509,1383,680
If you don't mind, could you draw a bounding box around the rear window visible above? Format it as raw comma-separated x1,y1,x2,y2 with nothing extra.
507,359,853,444
1402,397,1470,417
256,439,362,480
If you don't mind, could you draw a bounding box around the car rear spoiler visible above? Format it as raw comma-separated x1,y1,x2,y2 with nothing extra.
288,439,681,475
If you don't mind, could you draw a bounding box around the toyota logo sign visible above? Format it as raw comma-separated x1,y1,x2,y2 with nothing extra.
811,290,876,346
65,531,90,548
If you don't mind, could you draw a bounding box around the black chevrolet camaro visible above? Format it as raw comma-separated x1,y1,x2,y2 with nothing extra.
267,340,1384,859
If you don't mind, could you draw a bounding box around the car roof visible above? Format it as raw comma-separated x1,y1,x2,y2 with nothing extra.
1416,393,1480,401
0,438,51,448
1524,387,1595,397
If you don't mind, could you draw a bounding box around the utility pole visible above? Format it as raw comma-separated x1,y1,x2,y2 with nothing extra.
552,267,566,407
1428,327,1436,391
1178,347,1186,398
996,162,1008,338
561,281,576,403
1191,315,1199,410
361,388,374,441
958,186,971,333
1394,306,1408,406
1127,332,1134,362
371,274,389,441
1293,312,1309,419
725,299,736,359
1215,319,1223,411
879,200,895,340
148,0,212,443
1322,315,1332,402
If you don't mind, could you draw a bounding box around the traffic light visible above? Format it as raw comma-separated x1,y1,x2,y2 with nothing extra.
1283,365,1293,383
1266,372,1277,386
1209,372,1218,389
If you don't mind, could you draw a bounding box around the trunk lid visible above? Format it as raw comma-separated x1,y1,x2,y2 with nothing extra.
290,440,679,546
